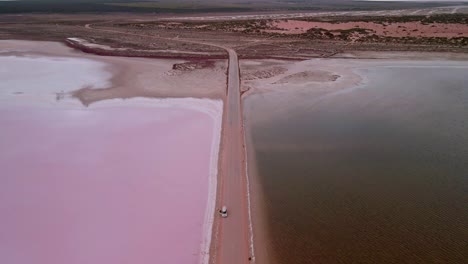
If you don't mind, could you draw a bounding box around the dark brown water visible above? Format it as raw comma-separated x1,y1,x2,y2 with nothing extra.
244,64,468,264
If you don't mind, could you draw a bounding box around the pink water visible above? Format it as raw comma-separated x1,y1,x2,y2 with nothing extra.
0,104,216,264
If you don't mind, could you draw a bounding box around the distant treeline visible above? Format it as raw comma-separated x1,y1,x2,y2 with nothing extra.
0,1,253,14
0,0,462,14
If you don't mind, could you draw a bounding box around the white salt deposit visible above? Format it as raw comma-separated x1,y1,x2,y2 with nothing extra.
0,55,112,104
67,38,129,51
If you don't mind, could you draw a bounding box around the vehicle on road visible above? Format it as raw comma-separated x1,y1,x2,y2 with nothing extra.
219,206,228,218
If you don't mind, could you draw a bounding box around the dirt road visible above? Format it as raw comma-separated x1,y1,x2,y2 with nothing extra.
217,48,251,264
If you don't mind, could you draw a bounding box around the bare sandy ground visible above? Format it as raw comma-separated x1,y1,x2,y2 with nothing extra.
0,40,227,105
241,59,362,99
268,20,468,38
66,37,216,56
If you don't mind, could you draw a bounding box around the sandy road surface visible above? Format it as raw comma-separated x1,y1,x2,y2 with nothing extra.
217,48,251,264
82,25,252,264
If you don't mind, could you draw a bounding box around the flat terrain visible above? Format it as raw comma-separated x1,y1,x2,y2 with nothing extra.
0,0,463,14
1,8,467,60
1,6,468,264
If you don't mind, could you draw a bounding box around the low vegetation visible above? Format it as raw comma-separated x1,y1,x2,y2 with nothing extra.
298,14,468,25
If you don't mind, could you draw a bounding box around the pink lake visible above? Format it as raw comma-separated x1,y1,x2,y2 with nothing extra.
0,99,221,264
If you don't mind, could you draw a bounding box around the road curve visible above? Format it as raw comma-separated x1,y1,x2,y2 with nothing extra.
81,25,252,264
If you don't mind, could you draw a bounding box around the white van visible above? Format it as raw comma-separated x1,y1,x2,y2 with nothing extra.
219,206,228,218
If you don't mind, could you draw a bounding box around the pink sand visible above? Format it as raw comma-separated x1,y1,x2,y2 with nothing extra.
0,104,218,264
269,20,468,37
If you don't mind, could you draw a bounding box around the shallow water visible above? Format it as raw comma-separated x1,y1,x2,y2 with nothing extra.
0,101,223,264
245,64,468,263
0,51,222,264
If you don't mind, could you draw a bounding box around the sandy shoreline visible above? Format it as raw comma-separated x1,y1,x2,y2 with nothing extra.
240,58,468,130
242,113,274,264
0,40,227,105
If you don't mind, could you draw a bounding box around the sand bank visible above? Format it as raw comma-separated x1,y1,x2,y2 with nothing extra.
240,59,364,125
0,40,227,104
241,57,468,100
66,37,215,56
